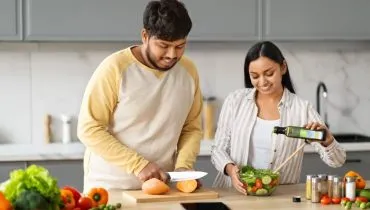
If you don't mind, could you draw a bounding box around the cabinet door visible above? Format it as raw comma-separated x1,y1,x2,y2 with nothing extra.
300,152,370,183
194,156,218,188
263,0,370,40
24,0,150,41
27,160,84,192
0,0,22,40
0,162,26,183
183,0,260,41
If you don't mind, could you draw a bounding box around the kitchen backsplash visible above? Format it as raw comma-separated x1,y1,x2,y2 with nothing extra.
0,41,369,144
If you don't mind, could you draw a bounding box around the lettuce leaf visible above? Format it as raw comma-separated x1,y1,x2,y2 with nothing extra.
1,164,61,209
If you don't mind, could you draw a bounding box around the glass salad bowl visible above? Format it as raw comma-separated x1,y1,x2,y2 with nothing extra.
239,165,280,196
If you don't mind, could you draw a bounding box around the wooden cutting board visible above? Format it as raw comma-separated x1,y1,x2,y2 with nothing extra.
122,188,219,203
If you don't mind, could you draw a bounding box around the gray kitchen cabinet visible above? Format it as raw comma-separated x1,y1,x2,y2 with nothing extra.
24,0,260,42
263,0,370,40
24,0,150,41
0,0,22,40
194,156,218,188
0,162,26,183
183,0,261,41
27,160,84,192
300,151,370,183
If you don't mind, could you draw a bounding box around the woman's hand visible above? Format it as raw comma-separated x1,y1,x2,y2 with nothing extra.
225,163,246,195
305,122,334,147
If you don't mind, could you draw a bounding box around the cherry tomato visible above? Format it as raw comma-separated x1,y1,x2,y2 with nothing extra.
356,196,368,203
255,179,263,189
321,197,331,205
332,197,341,204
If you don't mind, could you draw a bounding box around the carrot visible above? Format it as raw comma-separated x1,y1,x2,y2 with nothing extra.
142,178,170,195
176,180,198,193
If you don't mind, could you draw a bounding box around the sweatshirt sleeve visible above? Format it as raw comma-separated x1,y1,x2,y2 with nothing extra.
175,58,203,170
77,54,149,175
306,102,346,168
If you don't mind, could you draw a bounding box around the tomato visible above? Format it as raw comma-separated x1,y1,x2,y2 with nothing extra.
255,179,263,189
270,179,278,187
77,197,93,210
321,194,329,199
251,186,257,192
356,196,368,203
342,197,350,202
73,208,81,210
332,197,341,204
321,197,331,205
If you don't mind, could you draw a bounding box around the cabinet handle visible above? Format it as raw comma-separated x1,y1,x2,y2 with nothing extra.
345,159,362,163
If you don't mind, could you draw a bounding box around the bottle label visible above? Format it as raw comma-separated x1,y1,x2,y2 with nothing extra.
300,130,323,140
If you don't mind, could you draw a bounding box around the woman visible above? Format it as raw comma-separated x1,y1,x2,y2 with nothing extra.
210,41,346,194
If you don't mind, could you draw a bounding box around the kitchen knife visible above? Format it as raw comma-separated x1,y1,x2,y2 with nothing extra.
166,171,207,182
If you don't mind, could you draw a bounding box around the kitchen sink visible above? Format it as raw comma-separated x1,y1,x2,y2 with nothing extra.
333,133,370,143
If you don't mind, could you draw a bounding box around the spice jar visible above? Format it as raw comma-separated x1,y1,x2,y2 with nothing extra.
318,174,328,195
345,176,356,201
311,176,321,203
202,96,216,140
332,176,342,199
306,175,315,200
328,175,335,198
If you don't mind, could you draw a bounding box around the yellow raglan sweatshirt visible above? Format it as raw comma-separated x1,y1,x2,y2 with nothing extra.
77,46,203,191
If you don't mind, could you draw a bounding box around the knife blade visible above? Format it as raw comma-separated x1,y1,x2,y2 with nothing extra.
166,171,207,182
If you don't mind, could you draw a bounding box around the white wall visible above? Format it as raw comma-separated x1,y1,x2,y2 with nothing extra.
0,41,369,145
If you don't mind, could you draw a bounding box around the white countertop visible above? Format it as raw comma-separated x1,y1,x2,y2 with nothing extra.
0,140,369,162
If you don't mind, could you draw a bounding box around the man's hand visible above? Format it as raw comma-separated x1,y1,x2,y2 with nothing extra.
175,167,202,189
138,162,168,182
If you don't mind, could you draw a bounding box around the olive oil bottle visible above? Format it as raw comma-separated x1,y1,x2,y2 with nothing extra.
273,126,326,141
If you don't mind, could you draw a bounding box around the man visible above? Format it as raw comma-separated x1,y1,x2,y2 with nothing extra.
77,0,203,192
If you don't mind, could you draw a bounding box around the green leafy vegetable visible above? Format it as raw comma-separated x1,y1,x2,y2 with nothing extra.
239,165,280,196
13,189,49,210
240,165,279,180
1,164,61,210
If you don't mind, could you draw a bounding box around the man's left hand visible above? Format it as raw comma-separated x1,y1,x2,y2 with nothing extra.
175,167,203,189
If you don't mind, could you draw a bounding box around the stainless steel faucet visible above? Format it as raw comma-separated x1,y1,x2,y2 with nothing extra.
316,81,329,128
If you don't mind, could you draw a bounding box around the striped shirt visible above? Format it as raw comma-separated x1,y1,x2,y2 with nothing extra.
210,88,346,188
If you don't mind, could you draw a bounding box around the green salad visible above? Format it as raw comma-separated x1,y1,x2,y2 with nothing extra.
239,165,280,196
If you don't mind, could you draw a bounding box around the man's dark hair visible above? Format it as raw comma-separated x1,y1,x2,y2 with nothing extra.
143,0,192,41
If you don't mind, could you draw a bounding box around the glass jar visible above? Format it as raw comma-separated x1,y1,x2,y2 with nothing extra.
311,176,321,203
328,175,335,198
346,176,356,201
318,174,328,195
202,96,216,140
332,176,342,198
306,175,316,200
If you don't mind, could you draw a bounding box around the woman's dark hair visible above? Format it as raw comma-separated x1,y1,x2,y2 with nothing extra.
143,0,192,41
244,41,296,94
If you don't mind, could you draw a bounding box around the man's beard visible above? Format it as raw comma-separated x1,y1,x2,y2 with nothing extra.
145,46,177,71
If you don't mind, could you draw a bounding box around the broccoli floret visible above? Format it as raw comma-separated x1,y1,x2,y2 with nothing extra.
13,189,49,210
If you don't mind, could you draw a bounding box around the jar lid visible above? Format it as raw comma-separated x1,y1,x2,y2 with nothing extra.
318,174,328,179
333,176,342,182
312,177,321,182
328,175,336,180
306,174,316,179
345,176,356,182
